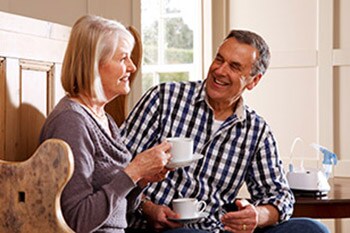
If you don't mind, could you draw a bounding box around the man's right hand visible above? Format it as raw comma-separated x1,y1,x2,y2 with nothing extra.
143,200,183,232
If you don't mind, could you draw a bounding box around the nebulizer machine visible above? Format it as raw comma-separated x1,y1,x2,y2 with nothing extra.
286,137,337,196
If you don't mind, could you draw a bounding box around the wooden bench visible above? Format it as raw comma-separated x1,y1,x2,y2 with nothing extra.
0,139,74,233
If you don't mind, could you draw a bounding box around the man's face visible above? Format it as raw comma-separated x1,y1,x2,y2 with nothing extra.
205,38,260,107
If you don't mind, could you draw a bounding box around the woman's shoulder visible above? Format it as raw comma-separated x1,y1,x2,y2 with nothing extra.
40,96,94,143
45,96,92,128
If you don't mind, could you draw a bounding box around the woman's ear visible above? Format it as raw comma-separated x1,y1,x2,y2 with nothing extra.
246,73,262,90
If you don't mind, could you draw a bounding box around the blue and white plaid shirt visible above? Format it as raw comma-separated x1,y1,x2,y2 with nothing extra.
121,80,294,232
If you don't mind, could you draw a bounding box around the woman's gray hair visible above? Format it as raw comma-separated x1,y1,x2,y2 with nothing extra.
225,30,270,76
61,15,135,101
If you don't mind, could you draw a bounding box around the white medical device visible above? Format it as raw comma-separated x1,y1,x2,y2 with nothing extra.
286,138,337,196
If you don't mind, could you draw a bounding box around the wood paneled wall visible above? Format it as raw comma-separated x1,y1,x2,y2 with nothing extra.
0,11,69,161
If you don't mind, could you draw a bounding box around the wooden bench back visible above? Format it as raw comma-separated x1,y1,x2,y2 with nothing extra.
0,139,74,233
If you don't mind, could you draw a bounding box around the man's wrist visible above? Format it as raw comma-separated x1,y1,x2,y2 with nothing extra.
137,197,151,215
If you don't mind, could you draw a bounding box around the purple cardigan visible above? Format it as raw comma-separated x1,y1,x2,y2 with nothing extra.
40,96,142,233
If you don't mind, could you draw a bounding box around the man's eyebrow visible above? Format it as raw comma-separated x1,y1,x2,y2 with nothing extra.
215,52,243,71
229,61,243,71
215,53,223,58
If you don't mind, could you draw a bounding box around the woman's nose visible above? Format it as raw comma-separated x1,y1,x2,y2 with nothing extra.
128,58,137,73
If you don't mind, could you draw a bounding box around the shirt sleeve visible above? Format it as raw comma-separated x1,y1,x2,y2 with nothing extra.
126,185,144,212
121,86,161,155
40,110,136,232
245,125,295,222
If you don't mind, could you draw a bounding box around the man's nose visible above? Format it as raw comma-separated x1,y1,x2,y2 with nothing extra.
215,62,229,75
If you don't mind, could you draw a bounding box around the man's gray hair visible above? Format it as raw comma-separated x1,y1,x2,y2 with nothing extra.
225,30,270,76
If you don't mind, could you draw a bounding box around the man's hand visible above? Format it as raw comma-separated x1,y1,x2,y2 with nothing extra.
143,200,183,232
221,199,258,233
221,199,279,233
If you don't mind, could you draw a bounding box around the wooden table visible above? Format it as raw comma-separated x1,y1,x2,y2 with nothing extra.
293,177,350,218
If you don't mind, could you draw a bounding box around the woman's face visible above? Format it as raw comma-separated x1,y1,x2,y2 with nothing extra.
99,39,136,101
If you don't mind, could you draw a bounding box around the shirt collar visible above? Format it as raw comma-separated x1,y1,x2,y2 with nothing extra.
193,80,207,104
194,80,246,124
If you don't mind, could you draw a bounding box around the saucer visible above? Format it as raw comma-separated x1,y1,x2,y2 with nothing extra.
166,154,204,169
168,212,209,224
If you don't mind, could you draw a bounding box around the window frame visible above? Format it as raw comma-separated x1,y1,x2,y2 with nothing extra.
129,0,225,110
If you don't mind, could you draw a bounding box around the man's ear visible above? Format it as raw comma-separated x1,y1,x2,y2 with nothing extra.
246,73,262,90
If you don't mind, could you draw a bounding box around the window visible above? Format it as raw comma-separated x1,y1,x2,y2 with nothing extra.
140,0,203,93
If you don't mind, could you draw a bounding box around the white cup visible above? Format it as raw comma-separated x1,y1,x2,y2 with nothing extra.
172,198,207,218
167,137,194,162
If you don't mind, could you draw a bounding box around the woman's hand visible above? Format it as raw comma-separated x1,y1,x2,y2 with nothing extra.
143,200,182,232
143,167,171,182
124,141,172,183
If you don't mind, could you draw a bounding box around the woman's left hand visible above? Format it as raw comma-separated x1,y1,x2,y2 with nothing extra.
142,168,171,183
124,141,172,183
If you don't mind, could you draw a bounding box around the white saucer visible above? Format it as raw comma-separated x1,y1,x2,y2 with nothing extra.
168,212,209,224
166,154,204,169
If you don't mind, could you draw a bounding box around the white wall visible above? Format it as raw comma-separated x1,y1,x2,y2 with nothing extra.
229,0,320,164
227,0,350,175
228,0,350,232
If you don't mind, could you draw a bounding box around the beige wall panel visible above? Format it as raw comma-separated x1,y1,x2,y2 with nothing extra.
88,0,133,25
323,220,335,233
334,0,350,48
334,0,350,179
5,58,21,161
0,11,52,37
0,59,5,159
0,30,68,63
333,49,350,66
21,69,47,117
19,68,48,160
229,0,319,160
0,0,9,10
0,0,133,27
5,60,53,161
270,50,317,69
0,0,87,26
229,0,317,51
54,64,65,107
335,219,350,233
334,67,350,159
0,12,69,161
244,68,318,160
334,66,350,177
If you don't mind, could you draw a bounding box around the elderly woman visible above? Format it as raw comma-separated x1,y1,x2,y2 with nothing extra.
40,15,171,233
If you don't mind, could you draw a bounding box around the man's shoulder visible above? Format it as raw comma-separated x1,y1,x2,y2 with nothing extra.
244,105,268,125
159,80,202,89
156,80,203,96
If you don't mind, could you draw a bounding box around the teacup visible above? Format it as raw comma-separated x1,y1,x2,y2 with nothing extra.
172,198,207,218
167,137,194,162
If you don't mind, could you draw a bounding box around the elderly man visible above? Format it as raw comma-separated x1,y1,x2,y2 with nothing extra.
122,30,329,233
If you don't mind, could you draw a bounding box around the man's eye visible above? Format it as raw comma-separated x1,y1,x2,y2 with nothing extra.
230,65,239,71
215,57,223,63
